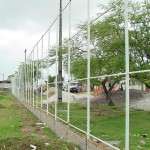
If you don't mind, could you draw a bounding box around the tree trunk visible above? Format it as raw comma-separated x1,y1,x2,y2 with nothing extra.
102,79,114,106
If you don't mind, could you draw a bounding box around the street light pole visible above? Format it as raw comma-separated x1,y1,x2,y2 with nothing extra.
24,49,27,63
58,0,62,103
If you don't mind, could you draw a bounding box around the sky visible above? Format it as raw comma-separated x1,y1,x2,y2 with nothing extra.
0,0,109,80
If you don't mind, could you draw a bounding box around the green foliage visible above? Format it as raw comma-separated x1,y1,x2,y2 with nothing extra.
47,0,150,88
19,60,42,85
48,75,55,83
69,0,150,87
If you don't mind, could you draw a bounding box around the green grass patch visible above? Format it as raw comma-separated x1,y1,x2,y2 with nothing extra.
0,95,23,140
49,102,150,149
43,127,59,141
0,92,79,150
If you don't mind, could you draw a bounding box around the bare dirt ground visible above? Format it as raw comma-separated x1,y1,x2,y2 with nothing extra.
91,89,150,110
130,91,150,110
43,88,150,110
42,87,94,104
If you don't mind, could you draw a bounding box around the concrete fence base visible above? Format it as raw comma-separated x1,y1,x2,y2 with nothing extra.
23,102,116,150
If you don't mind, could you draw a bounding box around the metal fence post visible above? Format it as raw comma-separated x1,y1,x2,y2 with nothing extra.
47,29,50,115
36,44,39,108
67,0,71,124
87,0,91,147
55,17,59,121
125,0,130,149
33,50,35,108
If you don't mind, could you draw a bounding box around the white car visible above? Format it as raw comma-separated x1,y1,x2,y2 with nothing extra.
63,82,82,93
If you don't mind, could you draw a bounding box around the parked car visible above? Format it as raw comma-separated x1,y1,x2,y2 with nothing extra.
63,82,82,93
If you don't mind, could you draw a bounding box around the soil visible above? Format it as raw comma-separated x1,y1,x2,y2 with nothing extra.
91,89,150,110
73,89,150,110
43,87,150,111
91,89,144,105
43,87,150,110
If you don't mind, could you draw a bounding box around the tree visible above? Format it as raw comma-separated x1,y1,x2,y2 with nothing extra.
48,0,150,105
67,0,150,105
25,60,42,83
47,75,55,83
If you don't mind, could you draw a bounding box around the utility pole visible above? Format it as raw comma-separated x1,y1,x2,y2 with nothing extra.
24,49,27,63
58,0,62,103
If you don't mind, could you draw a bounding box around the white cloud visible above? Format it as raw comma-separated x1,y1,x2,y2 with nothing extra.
0,39,10,46
0,0,110,80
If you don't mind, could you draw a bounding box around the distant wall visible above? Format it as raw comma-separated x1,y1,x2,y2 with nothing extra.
0,83,11,89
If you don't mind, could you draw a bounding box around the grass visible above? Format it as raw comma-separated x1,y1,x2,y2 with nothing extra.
0,94,23,139
18,92,150,149
48,102,150,150
0,91,79,150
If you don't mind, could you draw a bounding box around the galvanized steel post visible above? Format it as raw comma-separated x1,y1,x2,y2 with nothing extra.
125,0,130,149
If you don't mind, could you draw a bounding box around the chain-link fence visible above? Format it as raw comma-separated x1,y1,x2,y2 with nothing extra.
11,0,150,149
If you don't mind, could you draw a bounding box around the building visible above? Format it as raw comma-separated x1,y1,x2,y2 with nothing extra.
0,75,13,89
